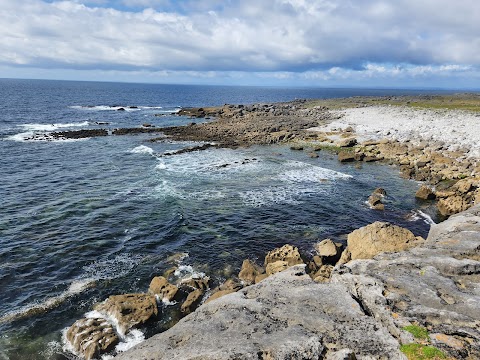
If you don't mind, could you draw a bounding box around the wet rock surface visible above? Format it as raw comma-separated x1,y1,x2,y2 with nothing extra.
117,205,480,359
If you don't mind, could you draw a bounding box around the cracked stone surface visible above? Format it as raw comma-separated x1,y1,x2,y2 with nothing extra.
117,205,480,360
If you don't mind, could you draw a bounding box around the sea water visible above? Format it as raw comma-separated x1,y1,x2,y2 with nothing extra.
0,79,446,359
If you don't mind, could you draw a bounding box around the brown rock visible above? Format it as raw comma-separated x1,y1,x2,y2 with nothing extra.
415,185,436,200
148,276,179,302
255,274,269,283
264,244,304,267
315,239,343,265
453,179,476,194
337,137,357,147
338,151,356,162
180,289,203,314
368,194,384,210
180,277,210,291
66,317,119,360
347,222,423,260
95,294,157,335
372,188,386,196
238,259,264,285
312,265,334,283
437,196,469,216
337,247,352,266
266,260,289,275
308,152,319,158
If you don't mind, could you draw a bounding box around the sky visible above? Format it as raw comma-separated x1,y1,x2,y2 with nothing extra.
1,0,480,88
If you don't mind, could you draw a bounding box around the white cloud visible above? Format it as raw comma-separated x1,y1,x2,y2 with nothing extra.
0,0,479,86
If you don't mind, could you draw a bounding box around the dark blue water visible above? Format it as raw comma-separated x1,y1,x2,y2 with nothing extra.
0,79,444,359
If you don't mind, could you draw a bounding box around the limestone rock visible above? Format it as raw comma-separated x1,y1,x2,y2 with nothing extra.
148,276,178,302
95,294,157,335
315,239,342,265
116,266,404,360
347,222,422,260
180,289,203,314
312,265,334,283
415,185,436,200
337,247,352,266
205,289,236,304
266,260,289,275
368,193,385,210
337,137,357,147
238,259,264,285
264,244,304,267
67,317,119,360
255,273,269,283
180,277,210,291
338,151,356,162
437,196,469,216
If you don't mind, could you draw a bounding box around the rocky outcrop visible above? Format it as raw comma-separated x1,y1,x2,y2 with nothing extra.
95,294,158,335
347,221,423,260
367,188,386,210
314,239,343,265
117,205,480,360
116,265,404,360
415,185,436,200
66,317,119,360
148,276,179,302
238,259,264,285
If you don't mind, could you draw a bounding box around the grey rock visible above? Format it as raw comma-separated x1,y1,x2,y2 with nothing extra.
116,266,403,360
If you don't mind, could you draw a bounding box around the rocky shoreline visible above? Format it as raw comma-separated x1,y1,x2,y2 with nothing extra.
62,95,480,359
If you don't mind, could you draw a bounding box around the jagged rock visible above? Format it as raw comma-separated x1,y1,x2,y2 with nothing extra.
180,289,203,314
238,259,264,285
95,293,157,335
308,152,319,158
368,193,385,210
332,205,480,359
347,222,423,260
315,239,342,265
337,247,352,266
148,276,178,302
116,266,404,360
255,273,269,283
180,277,210,291
266,260,289,275
437,196,469,216
337,137,357,147
312,265,334,283
415,185,436,200
264,244,304,267
338,151,356,162
66,317,119,360
372,187,386,196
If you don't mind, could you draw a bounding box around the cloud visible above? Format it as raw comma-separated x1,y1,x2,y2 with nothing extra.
0,0,479,85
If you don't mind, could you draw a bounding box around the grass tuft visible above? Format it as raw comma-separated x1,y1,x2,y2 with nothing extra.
403,325,429,340
400,344,446,360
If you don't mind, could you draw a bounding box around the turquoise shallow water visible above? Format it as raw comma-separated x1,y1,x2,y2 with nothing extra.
0,80,442,359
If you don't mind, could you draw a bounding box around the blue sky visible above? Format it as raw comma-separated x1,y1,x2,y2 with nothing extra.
1,0,480,88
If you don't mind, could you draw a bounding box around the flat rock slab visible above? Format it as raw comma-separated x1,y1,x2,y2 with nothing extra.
117,266,403,360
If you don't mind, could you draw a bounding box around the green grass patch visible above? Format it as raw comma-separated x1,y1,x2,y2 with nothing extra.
400,344,446,360
403,325,429,340
312,144,355,154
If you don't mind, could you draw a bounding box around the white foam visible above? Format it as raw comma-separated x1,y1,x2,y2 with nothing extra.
70,105,140,112
130,145,155,155
19,121,89,131
82,253,142,281
417,210,436,225
5,131,88,143
277,164,352,183
0,278,96,324
174,265,206,281
114,329,145,353
156,162,167,170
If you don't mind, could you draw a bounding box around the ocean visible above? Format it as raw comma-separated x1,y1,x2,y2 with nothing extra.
0,79,445,359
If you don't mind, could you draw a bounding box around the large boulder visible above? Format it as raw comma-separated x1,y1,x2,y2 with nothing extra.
95,294,157,335
347,222,423,260
66,317,119,360
148,276,179,302
338,151,356,162
437,196,469,216
337,137,357,147
315,239,343,265
264,244,304,267
415,185,436,200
